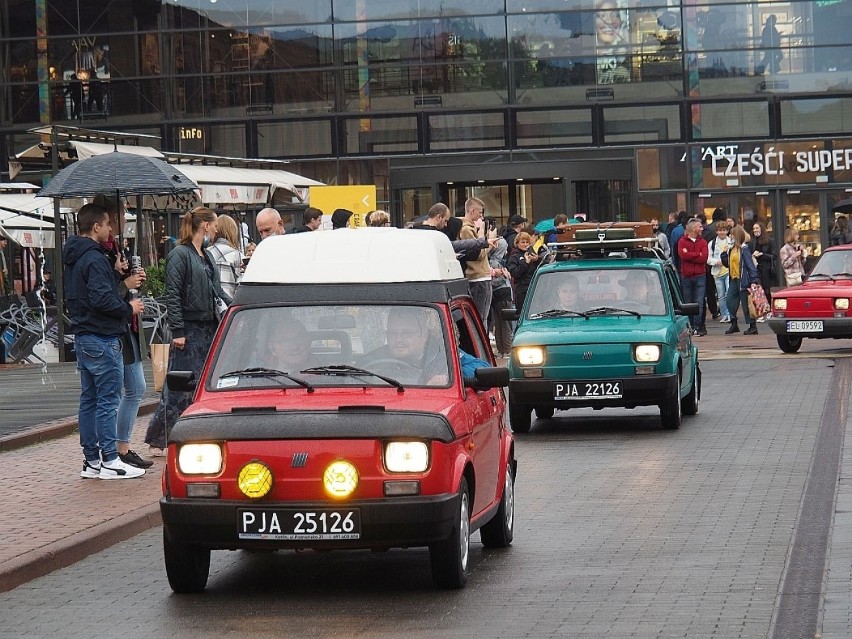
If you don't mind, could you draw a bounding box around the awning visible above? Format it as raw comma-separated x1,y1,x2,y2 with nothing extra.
70,140,165,160
0,209,55,247
0,193,58,221
172,164,323,204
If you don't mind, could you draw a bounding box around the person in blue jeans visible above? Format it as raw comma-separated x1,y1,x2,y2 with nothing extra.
63,203,145,480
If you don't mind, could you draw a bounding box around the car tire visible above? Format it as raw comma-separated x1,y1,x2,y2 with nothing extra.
660,379,682,430
479,461,515,549
777,334,803,354
509,395,532,433
163,527,211,593
681,367,699,416
430,477,471,589
535,406,554,420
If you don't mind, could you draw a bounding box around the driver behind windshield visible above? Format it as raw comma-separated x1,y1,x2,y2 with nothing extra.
364,308,448,384
261,319,313,372
556,275,582,311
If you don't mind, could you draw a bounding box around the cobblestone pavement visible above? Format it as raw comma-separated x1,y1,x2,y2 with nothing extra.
0,356,849,638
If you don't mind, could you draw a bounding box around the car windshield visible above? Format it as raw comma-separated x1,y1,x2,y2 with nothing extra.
209,304,451,389
526,268,668,318
809,250,852,279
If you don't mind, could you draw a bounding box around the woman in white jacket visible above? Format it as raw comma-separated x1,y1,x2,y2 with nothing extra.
205,214,243,300
707,220,733,322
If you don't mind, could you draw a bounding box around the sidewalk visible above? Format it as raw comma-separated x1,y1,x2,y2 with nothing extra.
0,318,842,593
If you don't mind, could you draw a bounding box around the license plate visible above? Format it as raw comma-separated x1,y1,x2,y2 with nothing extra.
238,508,361,540
787,320,823,333
554,381,622,400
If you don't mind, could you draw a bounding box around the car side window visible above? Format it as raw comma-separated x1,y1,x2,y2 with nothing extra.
452,305,491,364
664,267,684,309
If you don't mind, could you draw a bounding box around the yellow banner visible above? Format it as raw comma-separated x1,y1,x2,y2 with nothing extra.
309,185,376,228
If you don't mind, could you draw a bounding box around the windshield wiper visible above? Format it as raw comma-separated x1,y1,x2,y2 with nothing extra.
530,308,589,320
219,367,314,393
586,306,642,318
300,364,405,392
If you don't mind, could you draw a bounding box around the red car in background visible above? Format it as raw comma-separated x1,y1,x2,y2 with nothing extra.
768,245,852,353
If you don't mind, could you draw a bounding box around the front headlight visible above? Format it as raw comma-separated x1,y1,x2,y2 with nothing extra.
516,346,545,366
634,344,661,363
177,444,223,475
774,298,787,311
835,298,849,310
385,441,429,473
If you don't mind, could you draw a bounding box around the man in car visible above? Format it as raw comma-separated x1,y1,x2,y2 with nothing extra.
261,319,313,372
621,271,665,314
365,308,448,384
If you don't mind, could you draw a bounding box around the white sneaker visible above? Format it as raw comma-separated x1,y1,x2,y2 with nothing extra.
720,316,731,323
756,316,766,323
99,457,145,480
81,459,101,479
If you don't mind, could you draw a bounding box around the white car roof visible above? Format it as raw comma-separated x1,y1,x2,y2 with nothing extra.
242,227,465,284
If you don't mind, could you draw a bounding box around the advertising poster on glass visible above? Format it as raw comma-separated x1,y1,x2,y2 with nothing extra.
594,0,630,84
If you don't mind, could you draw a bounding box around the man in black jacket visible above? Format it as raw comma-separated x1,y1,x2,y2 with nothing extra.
292,207,323,233
63,204,145,480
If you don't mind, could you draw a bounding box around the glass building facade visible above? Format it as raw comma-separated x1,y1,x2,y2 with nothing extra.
3,0,852,259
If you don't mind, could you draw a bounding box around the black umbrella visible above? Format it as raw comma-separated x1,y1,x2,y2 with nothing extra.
831,198,852,215
37,151,198,199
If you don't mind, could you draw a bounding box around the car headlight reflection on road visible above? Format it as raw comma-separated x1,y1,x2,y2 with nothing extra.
177,444,223,475
634,344,661,363
516,346,545,366
385,441,429,473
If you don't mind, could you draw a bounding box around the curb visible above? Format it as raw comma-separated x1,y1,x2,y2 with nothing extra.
0,398,159,453
0,503,162,594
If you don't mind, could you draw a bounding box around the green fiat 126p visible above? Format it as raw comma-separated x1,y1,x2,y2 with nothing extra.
504,224,701,432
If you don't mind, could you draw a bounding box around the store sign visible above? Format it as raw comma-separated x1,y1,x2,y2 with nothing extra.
200,185,269,204
687,145,852,179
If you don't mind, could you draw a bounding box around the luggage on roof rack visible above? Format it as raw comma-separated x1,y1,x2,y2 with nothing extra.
546,222,664,260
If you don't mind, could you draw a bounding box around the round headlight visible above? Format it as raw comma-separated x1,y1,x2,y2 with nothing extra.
324,460,359,499
516,346,545,366
773,298,787,311
238,462,273,499
634,344,661,363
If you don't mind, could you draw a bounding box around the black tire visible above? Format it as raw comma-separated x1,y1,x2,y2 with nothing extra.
163,528,211,593
535,406,554,420
660,379,682,430
777,334,803,354
479,461,515,549
681,366,699,416
509,394,532,433
430,478,471,589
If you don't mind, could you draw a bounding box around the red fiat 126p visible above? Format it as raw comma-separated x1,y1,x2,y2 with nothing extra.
160,228,515,591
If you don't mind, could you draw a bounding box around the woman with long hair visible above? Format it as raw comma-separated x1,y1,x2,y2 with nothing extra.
724,225,760,336
145,207,231,456
206,214,243,300
779,226,806,286
748,221,776,318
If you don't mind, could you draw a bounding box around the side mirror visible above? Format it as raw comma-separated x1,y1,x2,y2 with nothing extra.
167,370,197,392
466,366,510,390
677,303,700,317
500,307,519,321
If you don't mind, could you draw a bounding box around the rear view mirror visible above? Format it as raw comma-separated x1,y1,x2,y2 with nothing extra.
500,308,519,321
167,370,197,392
678,303,700,316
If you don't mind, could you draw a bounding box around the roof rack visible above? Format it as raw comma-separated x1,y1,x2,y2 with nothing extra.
545,222,666,260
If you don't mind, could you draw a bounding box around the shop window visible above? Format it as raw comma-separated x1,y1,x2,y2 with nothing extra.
428,112,506,151
257,120,332,158
343,116,419,155
781,97,852,136
692,101,769,140
515,108,593,147
603,104,681,143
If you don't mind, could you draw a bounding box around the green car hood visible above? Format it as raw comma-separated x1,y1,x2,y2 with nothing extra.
513,315,676,347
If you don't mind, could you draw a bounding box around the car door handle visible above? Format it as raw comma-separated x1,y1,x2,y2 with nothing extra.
490,396,497,408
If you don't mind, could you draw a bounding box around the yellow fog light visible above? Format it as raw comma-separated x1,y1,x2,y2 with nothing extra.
323,460,359,499
835,298,849,310
773,298,787,311
238,462,273,499
516,346,545,366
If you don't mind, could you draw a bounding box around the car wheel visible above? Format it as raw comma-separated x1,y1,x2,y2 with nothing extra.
430,477,471,589
535,406,554,420
163,527,211,593
509,394,532,433
777,334,803,354
479,461,515,549
681,367,699,416
660,378,682,430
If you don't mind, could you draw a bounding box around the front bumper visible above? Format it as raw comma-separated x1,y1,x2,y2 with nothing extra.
768,316,852,338
509,373,678,409
161,493,459,550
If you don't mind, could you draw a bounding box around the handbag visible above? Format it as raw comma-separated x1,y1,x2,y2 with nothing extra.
748,283,770,317
785,272,803,286
151,342,170,392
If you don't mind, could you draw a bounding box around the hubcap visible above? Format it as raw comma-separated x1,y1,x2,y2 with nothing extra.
459,492,470,571
504,468,515,531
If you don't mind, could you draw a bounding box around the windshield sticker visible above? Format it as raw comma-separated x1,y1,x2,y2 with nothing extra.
217,376,239,389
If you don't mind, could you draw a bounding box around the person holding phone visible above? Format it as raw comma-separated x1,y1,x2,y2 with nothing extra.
508,231,542,313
